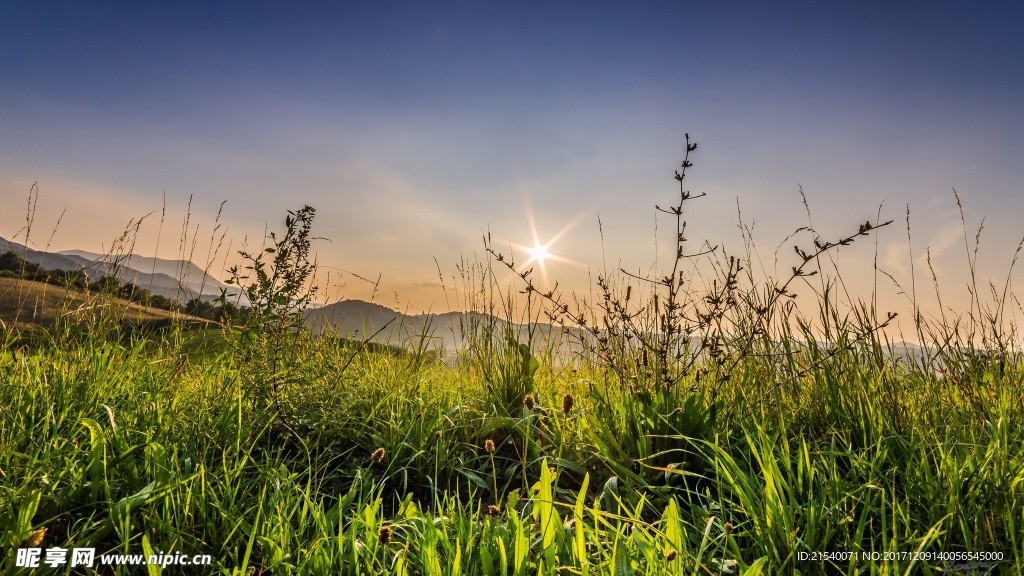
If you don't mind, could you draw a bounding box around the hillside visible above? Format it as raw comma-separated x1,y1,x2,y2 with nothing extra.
0,236,231,303
0,277,197,330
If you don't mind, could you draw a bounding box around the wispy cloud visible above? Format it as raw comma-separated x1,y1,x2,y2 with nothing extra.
880,216,964,284
918,219,964,278
881,240,911,278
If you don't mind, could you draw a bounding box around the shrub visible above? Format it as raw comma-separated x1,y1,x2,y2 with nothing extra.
224,205,319,441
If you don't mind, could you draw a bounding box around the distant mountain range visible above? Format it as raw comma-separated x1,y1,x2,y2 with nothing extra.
0,236,932,362
305,299,932,363
0,236,231,303
304,299,580,354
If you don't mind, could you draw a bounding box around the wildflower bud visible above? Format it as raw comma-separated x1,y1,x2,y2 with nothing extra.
523,394,535,410
561,393,574,415
665,549,677,562
378,525,392,544
485,439,496,454
371,447,386,464
724,522,734,534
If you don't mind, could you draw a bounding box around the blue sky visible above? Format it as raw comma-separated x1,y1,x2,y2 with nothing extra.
2,1,1023,319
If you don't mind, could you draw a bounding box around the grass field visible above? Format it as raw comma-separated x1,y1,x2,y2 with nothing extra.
2,162,1022,574
1,272,1022,575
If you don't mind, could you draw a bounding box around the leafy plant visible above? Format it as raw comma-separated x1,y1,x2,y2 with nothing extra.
223,205,318,441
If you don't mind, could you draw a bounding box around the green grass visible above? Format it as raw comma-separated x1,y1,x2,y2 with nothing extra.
1,314,1021,575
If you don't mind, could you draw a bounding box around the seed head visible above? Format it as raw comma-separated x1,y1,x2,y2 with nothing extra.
724,522,735,534
378,525,392,544
561,393,574,415
371,447,386,464
665,549,677,562
485,439,496,454
486,504,501,516
22,527,46,547
523,394,535,410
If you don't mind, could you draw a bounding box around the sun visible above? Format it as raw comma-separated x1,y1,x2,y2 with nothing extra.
518,239,558,287
504,192,589,288
515,231,579,288
526,242,550,265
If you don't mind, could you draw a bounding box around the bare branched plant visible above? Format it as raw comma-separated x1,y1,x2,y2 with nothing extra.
487,133,897,429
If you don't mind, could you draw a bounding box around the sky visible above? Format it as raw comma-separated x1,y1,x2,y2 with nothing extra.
2,1,1023,329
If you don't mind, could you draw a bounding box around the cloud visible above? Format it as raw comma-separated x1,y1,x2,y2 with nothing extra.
881,240,911,278
880,216,966,284
917,220,963,278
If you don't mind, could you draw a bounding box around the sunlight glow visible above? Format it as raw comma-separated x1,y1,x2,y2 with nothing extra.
526,242,550,265
508,193,589,288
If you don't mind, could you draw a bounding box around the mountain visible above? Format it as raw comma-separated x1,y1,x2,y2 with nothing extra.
0,236,231,303
0,235,89,272
305,300,939,367
304,299,580,354
58,249,231,301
